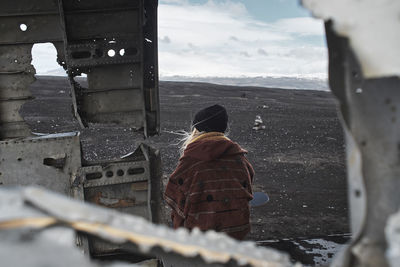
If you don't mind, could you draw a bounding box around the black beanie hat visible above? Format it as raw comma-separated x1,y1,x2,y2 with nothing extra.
192,104,228,133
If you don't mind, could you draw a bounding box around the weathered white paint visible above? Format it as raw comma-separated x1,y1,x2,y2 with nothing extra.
386,209,400,267
303,0,400,78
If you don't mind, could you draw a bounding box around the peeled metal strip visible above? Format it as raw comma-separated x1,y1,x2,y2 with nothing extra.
22,187,293,267
0,217,57,229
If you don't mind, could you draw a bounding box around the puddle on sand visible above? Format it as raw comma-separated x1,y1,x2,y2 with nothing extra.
257,234,351,266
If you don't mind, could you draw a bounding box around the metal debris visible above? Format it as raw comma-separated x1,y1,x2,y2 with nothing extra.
0,186,295,267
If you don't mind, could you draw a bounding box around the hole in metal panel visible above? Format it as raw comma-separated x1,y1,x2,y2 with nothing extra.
71,51,91,59
107,49,116,57
125,48,138,56
19,24,28,31
43,157,66,169
106,171,114,178
354,189,361,197
127,167,145,175
86,172,103,180
117,169,124,176
17,158,22,161
119,49,125,56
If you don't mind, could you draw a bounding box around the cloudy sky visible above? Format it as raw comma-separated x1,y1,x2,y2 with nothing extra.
33,0,327,80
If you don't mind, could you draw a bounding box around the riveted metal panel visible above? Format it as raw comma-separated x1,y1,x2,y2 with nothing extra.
0,99,27,122
0,122,31,139
75,145,153,256
87,64,141,90
0,132,82,195
0,0,58,15
62,0,140,12
0,15,63,45
64,10,140,42
66,41,141,68
0,44,35,139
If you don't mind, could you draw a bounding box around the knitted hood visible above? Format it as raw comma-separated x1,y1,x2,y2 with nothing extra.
181,132,247,161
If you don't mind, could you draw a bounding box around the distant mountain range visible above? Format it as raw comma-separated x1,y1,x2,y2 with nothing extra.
161,75,329,91
39,69,329,91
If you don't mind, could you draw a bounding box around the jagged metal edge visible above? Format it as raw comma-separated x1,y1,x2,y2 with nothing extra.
19,187,294,267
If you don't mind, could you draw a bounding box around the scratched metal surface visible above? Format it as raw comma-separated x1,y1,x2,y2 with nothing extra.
0,187,295,267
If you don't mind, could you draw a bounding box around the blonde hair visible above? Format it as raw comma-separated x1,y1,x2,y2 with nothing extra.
180,127,204,155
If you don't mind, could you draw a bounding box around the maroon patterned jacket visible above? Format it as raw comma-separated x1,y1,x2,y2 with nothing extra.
164,132,254,240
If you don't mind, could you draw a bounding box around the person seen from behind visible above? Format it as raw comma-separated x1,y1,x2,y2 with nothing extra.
164,104,254,240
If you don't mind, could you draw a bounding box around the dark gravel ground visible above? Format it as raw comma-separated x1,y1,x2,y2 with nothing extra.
21,76,349,242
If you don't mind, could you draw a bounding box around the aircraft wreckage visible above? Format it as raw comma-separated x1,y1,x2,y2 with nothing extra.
0,0,400,266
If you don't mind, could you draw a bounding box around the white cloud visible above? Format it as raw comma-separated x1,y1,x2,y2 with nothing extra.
272,17,325,36
158,0,327,78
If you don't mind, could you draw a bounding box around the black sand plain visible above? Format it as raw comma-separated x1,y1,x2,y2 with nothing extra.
21,76,348,242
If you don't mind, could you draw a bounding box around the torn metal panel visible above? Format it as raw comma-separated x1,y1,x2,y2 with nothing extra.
0,44,35,139
56,0,159,136
302,0,400,78
0,0,159,137
142,0,160,136
318,20,400,267
0,187,294,267
76,145,154,256
0,132,82,195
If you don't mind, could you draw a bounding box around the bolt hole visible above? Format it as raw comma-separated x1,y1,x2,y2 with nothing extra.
106,171,114,178
128,167,145,175
117,169,124,176
360,140,367,147
19,24,28,32
354,190,361,197
119,49,125,56
107,49,116,57
86,172,103,180
17,158,22,161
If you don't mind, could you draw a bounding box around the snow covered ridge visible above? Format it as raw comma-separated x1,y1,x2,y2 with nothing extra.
160,75,329,91
303,0,400,78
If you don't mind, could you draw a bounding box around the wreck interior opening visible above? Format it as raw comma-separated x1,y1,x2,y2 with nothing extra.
1,0,399,267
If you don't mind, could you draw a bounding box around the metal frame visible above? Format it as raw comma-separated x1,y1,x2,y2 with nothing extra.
325,21,400,267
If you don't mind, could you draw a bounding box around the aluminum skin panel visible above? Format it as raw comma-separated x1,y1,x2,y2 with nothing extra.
0,132,82,195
